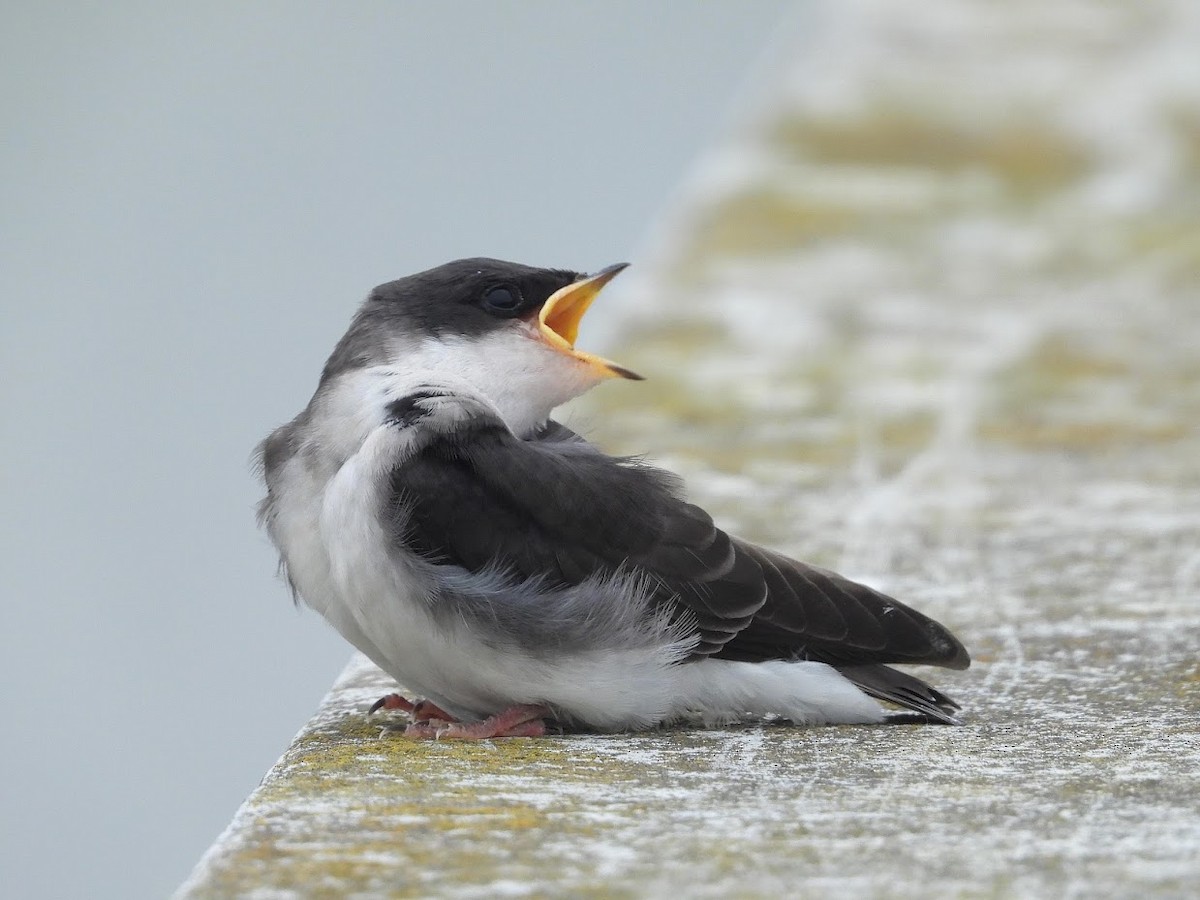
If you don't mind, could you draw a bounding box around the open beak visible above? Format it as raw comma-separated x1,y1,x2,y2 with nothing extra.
537,263,643,380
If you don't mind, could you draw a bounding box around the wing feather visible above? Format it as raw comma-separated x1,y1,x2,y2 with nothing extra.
387,416,969,678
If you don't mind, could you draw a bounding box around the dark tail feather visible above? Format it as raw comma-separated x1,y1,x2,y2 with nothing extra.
837,664,963,725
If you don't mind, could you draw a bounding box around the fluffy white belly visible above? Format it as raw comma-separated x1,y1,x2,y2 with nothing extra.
271,389,885,731
307,427,675,726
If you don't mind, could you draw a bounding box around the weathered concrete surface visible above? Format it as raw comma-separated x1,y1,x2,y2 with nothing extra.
180,1,1199,896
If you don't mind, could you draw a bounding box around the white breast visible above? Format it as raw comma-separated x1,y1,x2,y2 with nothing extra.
266,367,455,702
266,366,885,729
264,367,674,723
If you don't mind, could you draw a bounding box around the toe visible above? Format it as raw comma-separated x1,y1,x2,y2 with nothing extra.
369,693,415,714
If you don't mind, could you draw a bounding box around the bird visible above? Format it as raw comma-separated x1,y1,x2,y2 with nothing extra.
256,258,970,740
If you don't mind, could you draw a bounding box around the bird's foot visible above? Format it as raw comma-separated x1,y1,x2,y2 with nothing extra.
410,704,550,740
371,693,549,739
367,691,455,738
434,704,550,740
410,699,458,722
369,693,458,722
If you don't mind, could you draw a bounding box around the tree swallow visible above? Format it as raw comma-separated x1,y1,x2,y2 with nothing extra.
257,259,969,739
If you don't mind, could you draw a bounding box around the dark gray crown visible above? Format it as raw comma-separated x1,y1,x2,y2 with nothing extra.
321,258,581,383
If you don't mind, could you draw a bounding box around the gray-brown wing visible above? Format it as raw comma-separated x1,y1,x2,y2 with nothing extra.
388,414,766,654
716,541,970,669
387,409,969,681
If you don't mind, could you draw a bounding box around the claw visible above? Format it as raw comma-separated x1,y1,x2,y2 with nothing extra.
403,722,442,739
369,693,416,715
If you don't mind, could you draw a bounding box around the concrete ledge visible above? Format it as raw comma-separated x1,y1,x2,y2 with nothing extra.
178,629,1197,897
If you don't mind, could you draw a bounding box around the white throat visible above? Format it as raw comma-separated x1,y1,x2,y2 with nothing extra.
387,324,605,436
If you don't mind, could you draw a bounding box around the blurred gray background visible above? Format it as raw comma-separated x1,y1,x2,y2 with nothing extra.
0,3,793,896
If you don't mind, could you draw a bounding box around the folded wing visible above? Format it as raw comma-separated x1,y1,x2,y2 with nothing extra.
386,414,968,719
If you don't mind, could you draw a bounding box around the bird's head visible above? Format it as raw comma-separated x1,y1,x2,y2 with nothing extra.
321,258,640,435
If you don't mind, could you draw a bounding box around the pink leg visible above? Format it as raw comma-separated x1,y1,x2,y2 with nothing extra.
411,699,457,722
434,704,550,740
491,719,548,737
372,694,551,740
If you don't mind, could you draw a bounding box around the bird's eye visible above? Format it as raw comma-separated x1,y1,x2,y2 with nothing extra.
481,285,521,315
